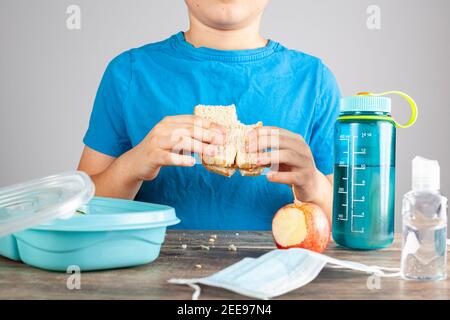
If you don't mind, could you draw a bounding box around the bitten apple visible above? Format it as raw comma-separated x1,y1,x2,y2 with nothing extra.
272,202,330,253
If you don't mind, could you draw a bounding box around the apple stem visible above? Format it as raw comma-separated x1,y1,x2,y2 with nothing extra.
291,185,302,205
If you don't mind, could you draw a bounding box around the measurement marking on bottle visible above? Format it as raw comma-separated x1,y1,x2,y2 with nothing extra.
350,136,356,230
350,135,365,234
352,227,365,233
345,137,350,222
338,137,350,222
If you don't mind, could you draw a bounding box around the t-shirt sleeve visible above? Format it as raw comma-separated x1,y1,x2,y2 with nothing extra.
309,63,341,176
83,51,133,157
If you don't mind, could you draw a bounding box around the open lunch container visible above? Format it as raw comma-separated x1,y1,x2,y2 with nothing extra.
0,171,179,271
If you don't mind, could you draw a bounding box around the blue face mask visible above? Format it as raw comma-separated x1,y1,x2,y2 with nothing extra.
169,248,400,300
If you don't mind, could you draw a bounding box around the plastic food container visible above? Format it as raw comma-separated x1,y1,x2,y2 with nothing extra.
0,172,179,271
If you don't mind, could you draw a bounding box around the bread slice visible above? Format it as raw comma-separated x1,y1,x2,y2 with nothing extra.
195,105,239,168
194,105,263,177
235,122,262,169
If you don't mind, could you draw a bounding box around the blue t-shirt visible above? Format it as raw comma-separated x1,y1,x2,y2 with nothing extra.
83,32,341,230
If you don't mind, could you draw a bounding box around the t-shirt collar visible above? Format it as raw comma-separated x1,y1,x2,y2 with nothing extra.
171,31,278,62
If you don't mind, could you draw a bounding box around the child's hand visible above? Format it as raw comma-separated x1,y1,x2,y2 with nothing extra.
128,115,226,181
245,126,328,205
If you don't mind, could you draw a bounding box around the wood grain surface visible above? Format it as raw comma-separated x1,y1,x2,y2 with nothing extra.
0,231,448,300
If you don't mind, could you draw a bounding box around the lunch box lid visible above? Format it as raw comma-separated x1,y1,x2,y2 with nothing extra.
0,171,179,236
0,171,95,237
32,197,179,232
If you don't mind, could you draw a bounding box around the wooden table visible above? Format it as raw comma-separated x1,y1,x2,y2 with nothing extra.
0,231,448,300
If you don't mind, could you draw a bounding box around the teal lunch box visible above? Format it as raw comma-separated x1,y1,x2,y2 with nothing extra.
0,172,179,271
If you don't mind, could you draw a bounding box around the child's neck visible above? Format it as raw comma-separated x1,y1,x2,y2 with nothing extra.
184,14,268,51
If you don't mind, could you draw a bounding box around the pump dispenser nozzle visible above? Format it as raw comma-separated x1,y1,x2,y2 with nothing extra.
412,156,440,191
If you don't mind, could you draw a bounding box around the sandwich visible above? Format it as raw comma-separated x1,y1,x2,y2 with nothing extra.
194,104,264,177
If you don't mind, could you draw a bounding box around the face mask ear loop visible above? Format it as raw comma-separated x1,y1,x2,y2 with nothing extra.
368,266,401,278
326,263,400,277
168,278,202,300
188,283,201,300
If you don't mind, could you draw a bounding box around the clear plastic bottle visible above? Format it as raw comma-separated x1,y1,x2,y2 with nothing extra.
400,157,448,281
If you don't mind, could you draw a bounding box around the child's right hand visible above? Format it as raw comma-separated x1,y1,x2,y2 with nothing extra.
126,115,226,181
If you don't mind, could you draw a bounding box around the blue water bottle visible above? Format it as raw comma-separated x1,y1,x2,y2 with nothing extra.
332,91,418,250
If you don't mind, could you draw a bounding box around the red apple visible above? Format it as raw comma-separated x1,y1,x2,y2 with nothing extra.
272,202,330,253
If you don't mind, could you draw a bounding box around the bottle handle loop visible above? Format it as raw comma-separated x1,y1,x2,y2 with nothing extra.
358,91,418,129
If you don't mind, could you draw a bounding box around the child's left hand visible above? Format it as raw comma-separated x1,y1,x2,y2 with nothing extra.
246,126,329,205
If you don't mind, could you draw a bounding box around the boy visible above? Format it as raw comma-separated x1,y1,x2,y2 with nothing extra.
78,0,340,230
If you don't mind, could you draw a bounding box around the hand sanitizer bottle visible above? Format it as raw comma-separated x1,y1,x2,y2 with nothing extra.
401,157,448,281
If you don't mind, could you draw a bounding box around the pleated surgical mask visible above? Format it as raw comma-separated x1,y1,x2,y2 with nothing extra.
169,248,400,300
